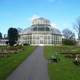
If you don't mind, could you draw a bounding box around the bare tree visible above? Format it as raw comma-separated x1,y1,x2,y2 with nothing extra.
62,29,76,45
74,17,80,40
62,28,75,40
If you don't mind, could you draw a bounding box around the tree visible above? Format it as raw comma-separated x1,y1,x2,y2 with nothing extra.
74,17,80,40
62,28,75,40
8,28,19,46
62,29,76,45
0,32,2,39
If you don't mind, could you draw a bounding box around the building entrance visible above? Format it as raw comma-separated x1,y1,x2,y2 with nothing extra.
39,35,44,46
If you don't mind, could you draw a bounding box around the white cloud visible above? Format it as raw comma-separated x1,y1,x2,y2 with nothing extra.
26,14,40,26
51,22,57,28
31,15,40,21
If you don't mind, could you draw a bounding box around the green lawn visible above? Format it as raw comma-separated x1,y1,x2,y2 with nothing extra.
0,46,35,80
44,46,80,80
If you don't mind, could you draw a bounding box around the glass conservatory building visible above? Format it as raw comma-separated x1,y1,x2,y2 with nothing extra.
19,17,62,46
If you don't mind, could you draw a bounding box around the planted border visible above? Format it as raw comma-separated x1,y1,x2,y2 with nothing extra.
0,46,36,80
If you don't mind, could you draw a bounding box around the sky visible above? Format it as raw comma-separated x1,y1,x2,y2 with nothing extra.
0,0,80,37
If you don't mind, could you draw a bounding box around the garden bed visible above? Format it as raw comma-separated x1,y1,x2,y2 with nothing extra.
44,46,80,80
0,45,24,58
0,46,36,80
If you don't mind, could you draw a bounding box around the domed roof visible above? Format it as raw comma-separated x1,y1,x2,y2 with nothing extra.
32,17,50,25
20,17,61,35
20,27,32,35
51,28,61,35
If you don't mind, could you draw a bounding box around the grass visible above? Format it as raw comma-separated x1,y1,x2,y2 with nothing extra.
0,46,36,80
44,46,80,80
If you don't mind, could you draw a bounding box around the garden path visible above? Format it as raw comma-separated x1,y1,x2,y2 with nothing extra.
7,47,49,80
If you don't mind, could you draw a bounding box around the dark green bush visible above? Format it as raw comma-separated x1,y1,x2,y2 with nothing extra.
23,43,30,46
62,39,77,45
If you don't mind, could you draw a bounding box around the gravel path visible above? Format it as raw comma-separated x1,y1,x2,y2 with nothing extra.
6,47,49,80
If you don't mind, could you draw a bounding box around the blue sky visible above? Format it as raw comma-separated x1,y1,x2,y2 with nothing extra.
0,0,80,36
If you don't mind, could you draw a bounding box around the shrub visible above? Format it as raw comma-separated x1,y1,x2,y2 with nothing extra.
23,43,30,46
62,39,77,45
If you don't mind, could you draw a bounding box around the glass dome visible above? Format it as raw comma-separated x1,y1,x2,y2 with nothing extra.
20,17,62,35
51,28,61,35
32,25,50,31
32,17,50,25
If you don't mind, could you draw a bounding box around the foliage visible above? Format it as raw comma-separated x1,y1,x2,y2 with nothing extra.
62,28,75,40
0,32,2,39
8,28,19,46
62,29,76,45
62,38,77,45
23,43,30,46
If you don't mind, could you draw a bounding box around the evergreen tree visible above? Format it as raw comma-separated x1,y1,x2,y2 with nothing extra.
8,28,19,46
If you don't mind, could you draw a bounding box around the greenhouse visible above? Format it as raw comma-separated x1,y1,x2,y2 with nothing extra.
19,17,62,46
